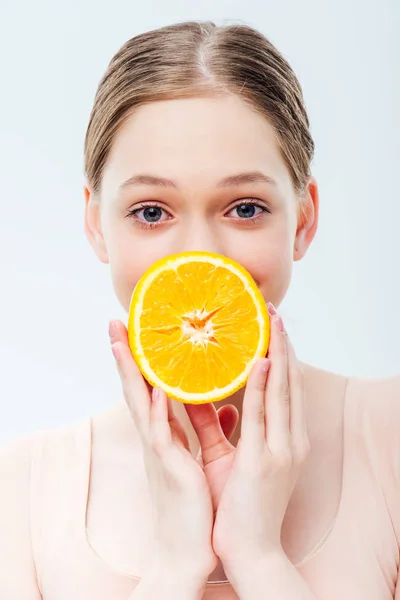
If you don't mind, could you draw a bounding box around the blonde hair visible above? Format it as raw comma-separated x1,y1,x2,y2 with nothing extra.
84,20,314,198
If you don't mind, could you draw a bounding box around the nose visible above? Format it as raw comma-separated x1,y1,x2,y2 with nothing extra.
178,222,224,256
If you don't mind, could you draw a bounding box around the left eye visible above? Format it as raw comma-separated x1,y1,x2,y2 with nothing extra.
227,203,264,219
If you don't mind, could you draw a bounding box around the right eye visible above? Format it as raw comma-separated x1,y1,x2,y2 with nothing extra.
126,203,172,228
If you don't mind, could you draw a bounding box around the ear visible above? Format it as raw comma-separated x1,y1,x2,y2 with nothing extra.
293,176,319,262
84,183,109,264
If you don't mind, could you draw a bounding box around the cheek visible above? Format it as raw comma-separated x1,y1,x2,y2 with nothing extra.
107,236,168,312
109,258,145,312
235,242,293,305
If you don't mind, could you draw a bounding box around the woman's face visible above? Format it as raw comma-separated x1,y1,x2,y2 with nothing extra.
85,94,318,313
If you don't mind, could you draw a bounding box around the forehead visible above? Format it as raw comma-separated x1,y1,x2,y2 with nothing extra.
102,94,291,193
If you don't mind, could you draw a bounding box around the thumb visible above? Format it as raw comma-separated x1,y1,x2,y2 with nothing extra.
187,403,238,467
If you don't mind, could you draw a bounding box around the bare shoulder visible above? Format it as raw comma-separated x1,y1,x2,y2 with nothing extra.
370,372,400,395
332,371,400,442
299,360,349,405
0,431,38,467
298,362,400,440
346,371,400,407
0,433,40,524
0,417,92,471
300,360,400,400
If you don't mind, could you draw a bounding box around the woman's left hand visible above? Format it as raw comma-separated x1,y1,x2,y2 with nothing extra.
209,304,311,573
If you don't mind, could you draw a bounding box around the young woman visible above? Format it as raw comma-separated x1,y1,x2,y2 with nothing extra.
1,20,399,600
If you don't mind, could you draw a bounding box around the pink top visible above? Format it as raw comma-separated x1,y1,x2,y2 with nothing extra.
1,374,400,599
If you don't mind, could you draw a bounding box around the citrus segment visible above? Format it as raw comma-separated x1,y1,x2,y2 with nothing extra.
128,251,270,404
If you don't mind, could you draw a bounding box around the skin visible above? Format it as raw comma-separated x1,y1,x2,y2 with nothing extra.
82,94,347,588
84,92,319,447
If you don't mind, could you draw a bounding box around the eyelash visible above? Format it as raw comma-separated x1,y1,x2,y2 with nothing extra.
125,199,271,230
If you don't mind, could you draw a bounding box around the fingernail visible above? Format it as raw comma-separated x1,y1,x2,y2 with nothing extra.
111,344,120,361
109,320,116,339
152,387,160,402
267,302,277,316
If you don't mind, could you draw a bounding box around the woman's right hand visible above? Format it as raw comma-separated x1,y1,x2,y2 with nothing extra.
108,319,218,584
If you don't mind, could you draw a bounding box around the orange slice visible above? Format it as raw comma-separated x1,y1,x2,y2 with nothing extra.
127,251,270,404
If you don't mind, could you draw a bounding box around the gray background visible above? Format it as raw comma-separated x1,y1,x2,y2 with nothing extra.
0,0,398,444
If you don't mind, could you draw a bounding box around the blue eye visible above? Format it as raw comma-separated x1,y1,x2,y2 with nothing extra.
234,204,259,218
126,203,171,228
227,201,269,221
141,206,163,222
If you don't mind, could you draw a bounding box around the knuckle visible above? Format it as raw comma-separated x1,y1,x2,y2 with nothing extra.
196,417,215,434
271,380,290,402
291,438,311,465
149,433,159,453
254,380,266,393
149,431,168,457
277,384,290,404
252,401,265,423
274,449,293,470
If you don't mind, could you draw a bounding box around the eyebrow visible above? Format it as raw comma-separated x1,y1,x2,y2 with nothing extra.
118,170,278,191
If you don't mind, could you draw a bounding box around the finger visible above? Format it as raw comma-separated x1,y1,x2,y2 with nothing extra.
195,405,238,466
184,402,233,466
286,335,309,451
217,405,239,442
109,319,153,394
166,396,190,450
166,394,174,421
109,318,130,346
110,339,151,438
265,312,291,454
240,358,270,454
149,387,172,458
